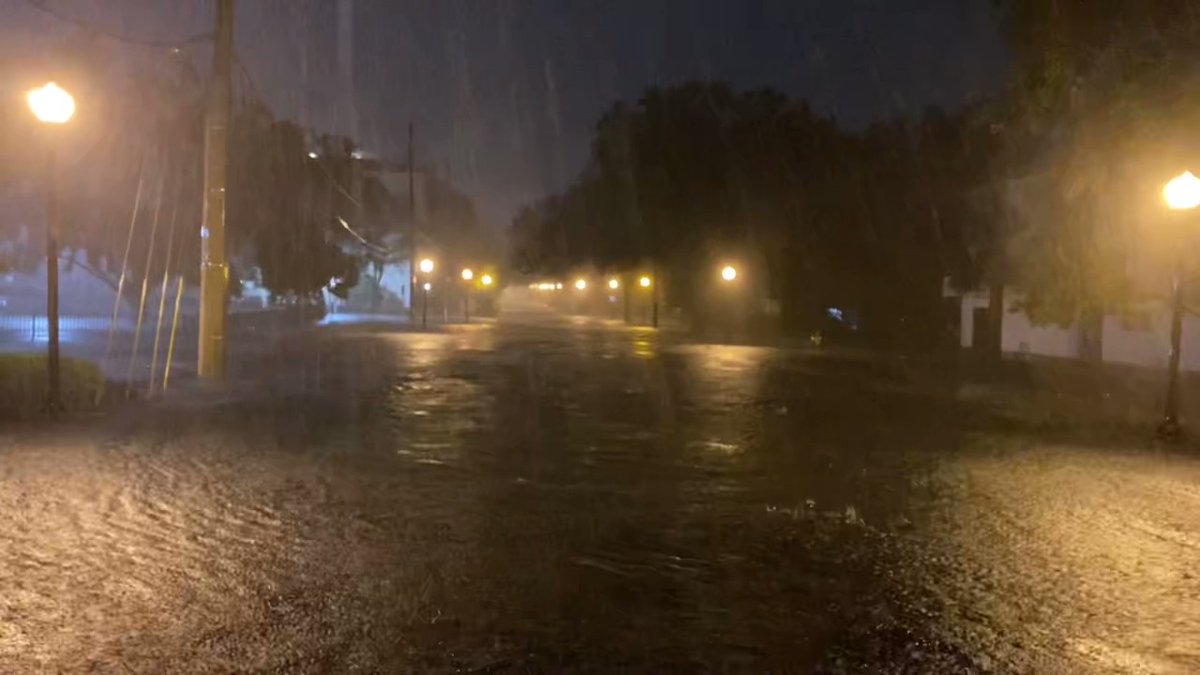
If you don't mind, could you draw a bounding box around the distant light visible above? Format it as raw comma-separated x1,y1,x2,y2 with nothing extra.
307,151,319,159
555,282,563,290
423,282,432,291
26,82,74,124
1164,171,1200,210
574,279,587,291
608,278,619,290
461,268,474,281
721,265,737,282
639,276,651,288
419,258,435,274
827,307,844,321
481,274,494,286
351,150,363,159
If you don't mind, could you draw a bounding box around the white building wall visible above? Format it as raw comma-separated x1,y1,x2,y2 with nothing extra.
1102,314,1200,372
955,285,1200,373
380,259,412,310
1000,295,1082,359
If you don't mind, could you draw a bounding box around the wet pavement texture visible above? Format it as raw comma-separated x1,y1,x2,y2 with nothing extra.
2,312,1199,672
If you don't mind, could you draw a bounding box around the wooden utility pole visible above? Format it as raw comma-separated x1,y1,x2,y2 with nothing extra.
198,0,233,379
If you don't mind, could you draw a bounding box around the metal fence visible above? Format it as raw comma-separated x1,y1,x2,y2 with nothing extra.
0,314,136,344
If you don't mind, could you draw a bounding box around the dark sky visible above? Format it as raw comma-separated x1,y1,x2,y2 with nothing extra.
3,0,1007,227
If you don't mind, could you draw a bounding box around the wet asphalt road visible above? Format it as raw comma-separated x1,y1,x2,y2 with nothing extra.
2,310,1199,672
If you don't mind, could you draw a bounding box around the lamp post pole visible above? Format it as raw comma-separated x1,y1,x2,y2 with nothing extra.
1158,170,1200,438
1162,262,1185,438
45,144,61,413
26,81,75,414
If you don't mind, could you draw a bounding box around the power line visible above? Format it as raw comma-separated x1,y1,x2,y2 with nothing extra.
25,0,211,50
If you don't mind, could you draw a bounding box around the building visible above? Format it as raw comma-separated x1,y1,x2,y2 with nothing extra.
951,281,1200,372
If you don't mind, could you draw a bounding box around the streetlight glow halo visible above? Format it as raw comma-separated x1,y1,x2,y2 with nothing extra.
27,82,75,124
1165,171,1200,210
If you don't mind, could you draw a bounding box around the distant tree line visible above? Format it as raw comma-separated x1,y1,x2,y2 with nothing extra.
510,82,999,346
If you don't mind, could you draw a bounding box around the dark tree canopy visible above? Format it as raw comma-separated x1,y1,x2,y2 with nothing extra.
997,0,1200,325
512,82,998,345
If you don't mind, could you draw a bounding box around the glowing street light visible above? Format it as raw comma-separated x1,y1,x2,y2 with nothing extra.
481,274,494,287
1158,170,1200,438
416,259,435,328
27,81,76,414
1164,171,1200,211
574,279,587,291
26,82,75,124
721,265,738,282
639,275,652,288
608,278,619,290
460,269,475,322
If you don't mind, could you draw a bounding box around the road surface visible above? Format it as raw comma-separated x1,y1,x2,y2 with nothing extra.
2,310,1198,672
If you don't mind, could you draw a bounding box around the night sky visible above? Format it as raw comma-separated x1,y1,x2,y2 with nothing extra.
2,0,1007,227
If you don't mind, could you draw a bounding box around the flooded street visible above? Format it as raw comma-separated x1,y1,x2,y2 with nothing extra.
2,312,1199,672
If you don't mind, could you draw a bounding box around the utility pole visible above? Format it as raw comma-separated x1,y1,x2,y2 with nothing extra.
408,121,417,319
198,0,233,380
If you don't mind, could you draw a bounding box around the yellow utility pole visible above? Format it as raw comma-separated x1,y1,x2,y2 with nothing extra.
199,0,233,379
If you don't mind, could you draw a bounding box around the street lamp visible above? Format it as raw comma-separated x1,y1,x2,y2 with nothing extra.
27,82,75,124
417,258,435,327
637,274,657,327
721,265,738,282
1159,171,1200,437
27,81,75,414
481,274,494,287
461,269,474,323
575,279,587,291
608,278,619,290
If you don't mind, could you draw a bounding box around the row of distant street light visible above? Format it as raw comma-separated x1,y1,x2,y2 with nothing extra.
530,264,739,294
413,257,496,327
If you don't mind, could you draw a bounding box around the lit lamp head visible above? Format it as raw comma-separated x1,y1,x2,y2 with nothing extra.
639,275,651,288
574,279,587,291
481,274,494,287
608,278,619,290
461,268,474,281
721,265,737,282
419,258,435,274
1164,171,1200,211
27,82,75,124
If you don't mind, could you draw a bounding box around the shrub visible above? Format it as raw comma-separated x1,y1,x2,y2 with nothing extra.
0,354,106,419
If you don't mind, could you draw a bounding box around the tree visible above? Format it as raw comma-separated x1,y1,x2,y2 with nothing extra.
511,82,998,345
227,112,361,301
996,0,1200,326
